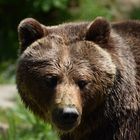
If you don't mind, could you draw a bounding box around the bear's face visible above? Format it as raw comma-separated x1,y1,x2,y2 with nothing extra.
17,18,116,132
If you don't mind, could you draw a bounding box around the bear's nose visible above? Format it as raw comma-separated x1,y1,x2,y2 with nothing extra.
52,107,79,130
61,107,79,123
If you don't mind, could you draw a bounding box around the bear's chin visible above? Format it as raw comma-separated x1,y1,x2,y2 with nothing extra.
53,120,80,133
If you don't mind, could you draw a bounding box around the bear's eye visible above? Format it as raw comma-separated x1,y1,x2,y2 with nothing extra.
45,75,58,88
77,80,88,89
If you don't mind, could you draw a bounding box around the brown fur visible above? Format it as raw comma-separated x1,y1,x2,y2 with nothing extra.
16,17,140,140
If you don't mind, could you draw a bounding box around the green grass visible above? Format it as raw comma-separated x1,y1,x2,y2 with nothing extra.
0,97,59,140
0,61,16,84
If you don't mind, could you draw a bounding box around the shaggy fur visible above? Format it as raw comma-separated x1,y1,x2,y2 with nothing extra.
16,17,140,140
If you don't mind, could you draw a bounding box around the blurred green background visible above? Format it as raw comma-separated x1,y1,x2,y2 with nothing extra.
0,0,140,139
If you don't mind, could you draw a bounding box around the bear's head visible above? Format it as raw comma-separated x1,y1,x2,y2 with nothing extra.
17,17,116,132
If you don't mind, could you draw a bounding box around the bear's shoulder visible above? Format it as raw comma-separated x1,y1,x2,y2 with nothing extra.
112,20,140,38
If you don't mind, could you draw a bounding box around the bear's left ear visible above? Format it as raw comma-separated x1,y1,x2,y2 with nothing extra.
86,17,111,44
18,18,45,53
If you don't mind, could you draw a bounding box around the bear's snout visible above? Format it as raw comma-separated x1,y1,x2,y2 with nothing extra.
52,107,80,131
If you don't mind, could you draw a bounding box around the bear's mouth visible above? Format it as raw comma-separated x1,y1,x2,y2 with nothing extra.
52,107,81,132
55,121,79,132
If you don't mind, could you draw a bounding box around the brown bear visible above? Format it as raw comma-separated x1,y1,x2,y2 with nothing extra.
16,17,140,140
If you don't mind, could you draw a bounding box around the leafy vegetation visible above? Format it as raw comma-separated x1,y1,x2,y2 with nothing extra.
0,61,15,84
0,97,59,140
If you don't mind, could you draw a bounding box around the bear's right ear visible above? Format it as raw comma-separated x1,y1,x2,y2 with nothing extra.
18,18,45,53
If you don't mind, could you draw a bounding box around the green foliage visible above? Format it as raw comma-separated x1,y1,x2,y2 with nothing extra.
77,0,113,20
130,7,140,19
0,98,59,140
0,61,15,84
33,0,68,12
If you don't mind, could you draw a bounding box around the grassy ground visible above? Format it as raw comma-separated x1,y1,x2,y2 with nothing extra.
0,96,59,140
